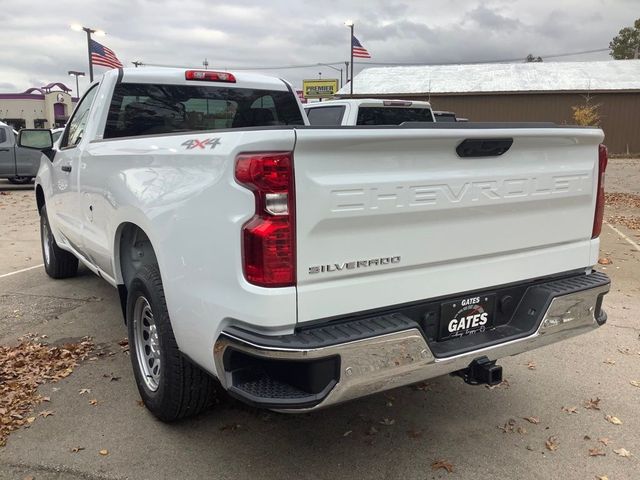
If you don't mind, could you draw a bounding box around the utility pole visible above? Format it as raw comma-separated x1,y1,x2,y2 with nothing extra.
67,70,85,99
203,58,209,70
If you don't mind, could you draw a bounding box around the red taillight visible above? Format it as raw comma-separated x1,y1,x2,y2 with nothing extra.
235,152,295,287
592,144,608,238
185,70,236,83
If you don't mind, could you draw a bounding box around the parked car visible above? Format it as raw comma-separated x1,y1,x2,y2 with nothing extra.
30,67,610,422
305,98,434,125
0,123,50,184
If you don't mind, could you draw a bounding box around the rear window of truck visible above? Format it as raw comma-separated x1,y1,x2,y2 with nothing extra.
103,83,304,139
356,107,434,125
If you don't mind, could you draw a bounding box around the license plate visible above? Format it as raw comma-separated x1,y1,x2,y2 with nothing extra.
439,294,495,341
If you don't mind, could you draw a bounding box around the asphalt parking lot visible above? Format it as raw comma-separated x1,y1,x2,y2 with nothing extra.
1,159,639,480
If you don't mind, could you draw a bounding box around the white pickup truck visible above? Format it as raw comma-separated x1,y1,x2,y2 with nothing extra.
29,67,610,421
305,98,435,126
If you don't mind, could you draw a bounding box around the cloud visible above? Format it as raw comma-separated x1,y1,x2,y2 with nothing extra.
0,0,635,93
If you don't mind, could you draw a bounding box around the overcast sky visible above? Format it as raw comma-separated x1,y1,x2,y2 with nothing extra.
0,0,637,95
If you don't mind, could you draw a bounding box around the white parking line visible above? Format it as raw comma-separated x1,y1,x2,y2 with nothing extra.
605,221,640,252
0,264,44,279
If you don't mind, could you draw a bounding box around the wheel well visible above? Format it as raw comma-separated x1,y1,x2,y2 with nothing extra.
35,185,45,214
116,223,159,322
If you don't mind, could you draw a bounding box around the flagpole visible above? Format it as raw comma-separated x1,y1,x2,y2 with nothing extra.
349,23,354,95
85,28,94,82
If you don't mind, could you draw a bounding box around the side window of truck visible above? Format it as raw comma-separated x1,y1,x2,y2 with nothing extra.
305,106,346,126
0,128,6,144
60,85,99,149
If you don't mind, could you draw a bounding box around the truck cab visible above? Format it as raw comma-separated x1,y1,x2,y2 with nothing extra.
304,98,434,126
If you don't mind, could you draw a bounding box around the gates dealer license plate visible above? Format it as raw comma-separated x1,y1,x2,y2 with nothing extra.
439,294,495,341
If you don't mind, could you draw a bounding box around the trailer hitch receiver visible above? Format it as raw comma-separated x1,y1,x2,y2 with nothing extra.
452,356,502,386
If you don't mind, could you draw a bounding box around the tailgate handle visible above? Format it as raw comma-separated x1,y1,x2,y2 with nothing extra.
456,138,513,158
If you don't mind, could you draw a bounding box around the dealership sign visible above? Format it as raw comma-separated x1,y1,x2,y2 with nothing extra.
303,79,339,99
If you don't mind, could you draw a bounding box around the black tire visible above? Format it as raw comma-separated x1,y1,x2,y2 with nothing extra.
127,264,216,422
40,205,79,279
8,176,33,185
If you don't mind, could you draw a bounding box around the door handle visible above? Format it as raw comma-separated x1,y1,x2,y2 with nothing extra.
61,165,72,172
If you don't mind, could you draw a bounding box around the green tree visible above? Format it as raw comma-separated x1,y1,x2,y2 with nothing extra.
609,18,640,59
525,54,543,62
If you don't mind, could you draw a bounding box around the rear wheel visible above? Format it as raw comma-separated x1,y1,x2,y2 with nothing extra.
127,264,216,422
40,205,78,279
8,176,33,185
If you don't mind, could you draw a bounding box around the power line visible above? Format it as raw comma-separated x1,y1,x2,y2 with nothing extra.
140,47,609,72
355,48,610,66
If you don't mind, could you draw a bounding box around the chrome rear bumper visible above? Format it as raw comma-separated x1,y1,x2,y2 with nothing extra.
213,276,609,412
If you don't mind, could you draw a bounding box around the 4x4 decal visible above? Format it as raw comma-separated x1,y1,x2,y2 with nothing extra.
181,137,221,150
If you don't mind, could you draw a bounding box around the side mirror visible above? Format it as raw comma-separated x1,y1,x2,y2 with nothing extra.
18,129,53,150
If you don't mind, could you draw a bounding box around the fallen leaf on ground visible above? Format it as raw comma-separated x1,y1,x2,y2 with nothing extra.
598,437,611,446
523,416,540,424
411,381,433,392
589,448,606,457
342,430,352,437
407,429,423,439
584,435,591,441
545,436,559,451
613,448,632,458
22,476,34,480
89,399,98,406
517,426,527,435
486,379,510,390
585,398,601,410
562,406,579,414
366,426,379,436
379,418,395,426
630,380,640,388
38,410,54,418
431,460,454,473
605,415,622,425
136,400,144,407
71,446,85,453
41,396,50,402
0,338,93,446
103,374,121,382
603,358,616,365
78,388,91,395
117,338,128,347
220,423,242,432
598,257,612,265
99,449,109,456
526,361,536,370
596,476,609,480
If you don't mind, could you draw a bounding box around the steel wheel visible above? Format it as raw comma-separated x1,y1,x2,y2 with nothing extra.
133,295,161,392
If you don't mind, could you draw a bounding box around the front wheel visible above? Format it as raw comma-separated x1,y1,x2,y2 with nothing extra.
8,176,33,185
127,264,216,422
40,205,78,279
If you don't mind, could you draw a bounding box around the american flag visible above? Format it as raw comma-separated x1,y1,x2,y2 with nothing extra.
90,39,123,69
352,36,371,58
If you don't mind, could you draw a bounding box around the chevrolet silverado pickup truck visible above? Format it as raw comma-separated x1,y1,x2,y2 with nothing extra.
305,98,434,125
29,67,610,421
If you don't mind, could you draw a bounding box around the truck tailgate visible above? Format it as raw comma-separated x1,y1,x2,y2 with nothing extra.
293,126,604,323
